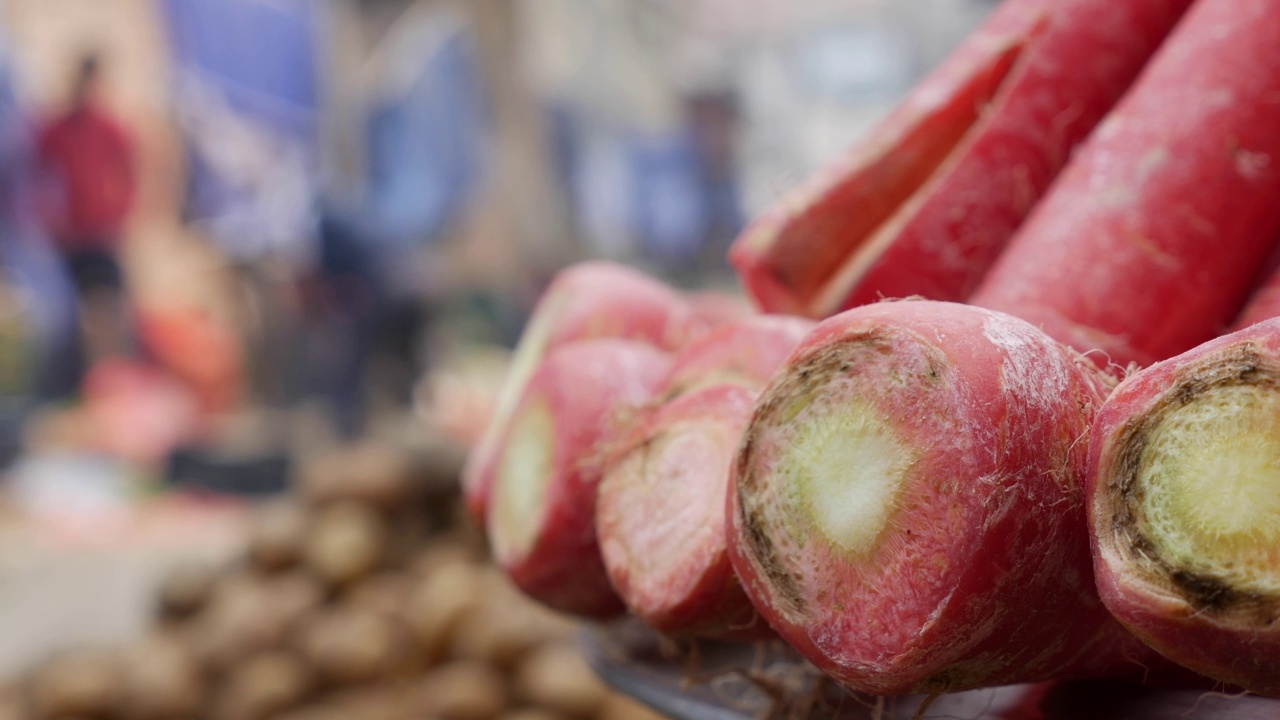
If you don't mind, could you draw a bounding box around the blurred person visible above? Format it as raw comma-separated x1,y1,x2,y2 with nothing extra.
308,206,379,440
34,51,138,398
0,46,78,409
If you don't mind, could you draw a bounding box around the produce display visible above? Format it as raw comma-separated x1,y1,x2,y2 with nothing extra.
0,441,668,720
471,0,1280,711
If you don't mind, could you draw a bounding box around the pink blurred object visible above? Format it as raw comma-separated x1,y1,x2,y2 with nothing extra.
82,358,202,466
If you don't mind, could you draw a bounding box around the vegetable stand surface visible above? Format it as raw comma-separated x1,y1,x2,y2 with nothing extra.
581,621,1280,720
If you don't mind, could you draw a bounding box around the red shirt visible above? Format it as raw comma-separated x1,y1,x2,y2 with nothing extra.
37,104,136,249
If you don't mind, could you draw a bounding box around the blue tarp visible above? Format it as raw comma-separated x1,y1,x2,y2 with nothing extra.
162,0,319,134
363,20,487,249
161,0,321,263
164,1,486,263
0,47,77,364
553,108,744,269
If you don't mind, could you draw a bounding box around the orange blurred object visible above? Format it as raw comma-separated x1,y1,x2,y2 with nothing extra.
136,308,244,415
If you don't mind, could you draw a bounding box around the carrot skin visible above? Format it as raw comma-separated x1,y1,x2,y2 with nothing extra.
486,339,672,619
1233,266,1280,331
597,384,769,639
731,0,1192,318
973,0,1280,368
463,262,690,525
595,315,811,638
726,300,1185,694
658,315,815,399
1088,318,1280,697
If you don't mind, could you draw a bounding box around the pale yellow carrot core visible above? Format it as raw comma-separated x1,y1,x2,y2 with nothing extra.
779,397,913,556
1138,384,1280,595
470,291,565,477
489,399,556,562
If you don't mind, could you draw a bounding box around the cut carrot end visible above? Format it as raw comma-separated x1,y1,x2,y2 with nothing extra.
489,398,556,564
603,421,731,610
1112,362,1280,605
744,35,1032,314
779,395,912,557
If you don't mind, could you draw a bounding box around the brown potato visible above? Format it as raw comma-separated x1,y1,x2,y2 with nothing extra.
211,651,312,720
404,560,485,661
119,633,206,720
344,573,412,622
293,682,418,720
192,571,322,671
155,561,218,622
497,708,565,720
0,698,24,720
29,649,120,719
0,680,25,720
407,539,484,579
246,500,308,572
413,662,506,720
513,645,607,718
267,706,346,720
597,695,670,720
448,573,576,669
294,606,408,686
296,444,413,509
270,571,328,626
302,501,389,587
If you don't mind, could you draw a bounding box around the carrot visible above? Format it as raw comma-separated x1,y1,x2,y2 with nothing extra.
463,262,690,524
1233,265,1280,331
973,0,1280,368
594,315,811,637
658,315,814,399
730,0,1192,318
597,384,766,638
726,300,1183,694
1088,316,1280,697
683,291,754,335
487,339,672,618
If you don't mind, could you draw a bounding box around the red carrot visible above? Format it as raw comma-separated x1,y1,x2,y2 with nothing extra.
597,384,766,638
486,339,672,619
726,300,1183,694
973,0,1280,368
1233,266,1280,331
1088,317,1280,697
683,290,754,336
730,0,1191,318
463,262,690,525
658,315,814,399
592,315,810,637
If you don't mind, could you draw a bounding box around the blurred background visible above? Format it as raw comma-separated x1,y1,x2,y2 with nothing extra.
0,0,993,716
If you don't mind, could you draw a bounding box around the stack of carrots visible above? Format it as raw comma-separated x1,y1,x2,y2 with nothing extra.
464,0,1280,701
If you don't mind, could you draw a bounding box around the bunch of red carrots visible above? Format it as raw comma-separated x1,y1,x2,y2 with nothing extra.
463,0,1280,699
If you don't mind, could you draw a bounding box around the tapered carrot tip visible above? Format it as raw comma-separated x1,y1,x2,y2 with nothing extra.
463,261,690,526
487,339,672,619
597,384,768,639
727,300,1169,694
1089,318,1280,697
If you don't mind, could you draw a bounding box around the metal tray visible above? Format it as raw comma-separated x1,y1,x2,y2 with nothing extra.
582,621,1280,720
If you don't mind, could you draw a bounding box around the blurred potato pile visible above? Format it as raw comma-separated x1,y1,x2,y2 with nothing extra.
0,440,667,720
